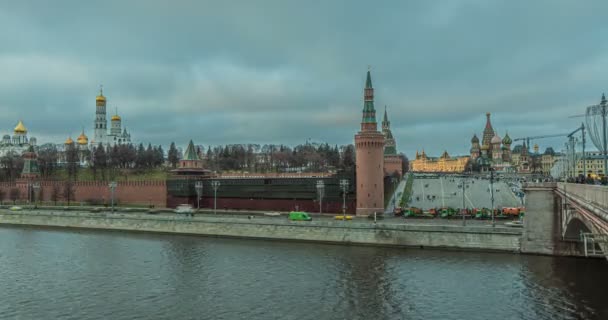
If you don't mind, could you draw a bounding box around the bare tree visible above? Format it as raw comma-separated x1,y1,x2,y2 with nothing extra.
0,189,5,205
63,181,75,206
9,188,20,204
51,183,61,206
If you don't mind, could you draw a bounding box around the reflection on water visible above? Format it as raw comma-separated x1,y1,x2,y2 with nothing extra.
0,227,606,320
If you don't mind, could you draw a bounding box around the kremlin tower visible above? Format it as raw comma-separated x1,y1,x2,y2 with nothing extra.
355,70,385,216
381,106,403,177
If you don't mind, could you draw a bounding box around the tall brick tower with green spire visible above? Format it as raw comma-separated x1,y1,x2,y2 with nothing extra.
355,69,385,216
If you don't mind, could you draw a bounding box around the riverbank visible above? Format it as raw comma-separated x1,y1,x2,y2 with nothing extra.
0,210,522,253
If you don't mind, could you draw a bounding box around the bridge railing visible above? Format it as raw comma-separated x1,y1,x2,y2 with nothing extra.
557,183,608,211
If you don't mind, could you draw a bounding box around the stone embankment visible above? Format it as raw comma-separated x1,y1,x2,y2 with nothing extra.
0,210,522,253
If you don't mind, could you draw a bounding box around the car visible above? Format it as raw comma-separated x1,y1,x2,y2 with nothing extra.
9,206,22,211
289,211,312,221
174,204,194,215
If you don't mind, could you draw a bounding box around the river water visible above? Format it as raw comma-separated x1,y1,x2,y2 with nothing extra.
0,227,606,320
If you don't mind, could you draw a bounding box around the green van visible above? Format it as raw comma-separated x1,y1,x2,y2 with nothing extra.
289,211,312,221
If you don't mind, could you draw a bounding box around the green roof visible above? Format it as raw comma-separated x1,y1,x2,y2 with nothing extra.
183,140,198,161
365,70,373,88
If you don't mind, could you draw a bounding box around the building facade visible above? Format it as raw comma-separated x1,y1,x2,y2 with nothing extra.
410,150,469,172
355,70,384,216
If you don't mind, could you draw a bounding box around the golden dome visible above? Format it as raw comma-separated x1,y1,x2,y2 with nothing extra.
77,131,88,145
111,114,121,121
14,120,27,134
96,86,106,103
65,137,74,145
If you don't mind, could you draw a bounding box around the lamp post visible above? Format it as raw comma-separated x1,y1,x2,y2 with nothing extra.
460,178,468,226
489,169,495,227
340,179,349,220
316,180,325,214
195,181,203,210
109,181,117,213
32,182,40,209
211,180,220,214
601,94,607,178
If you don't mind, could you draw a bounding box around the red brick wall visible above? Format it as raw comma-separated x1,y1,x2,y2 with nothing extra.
0,180,166,207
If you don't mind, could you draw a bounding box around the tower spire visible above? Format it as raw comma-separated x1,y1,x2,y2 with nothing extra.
361,69,377,131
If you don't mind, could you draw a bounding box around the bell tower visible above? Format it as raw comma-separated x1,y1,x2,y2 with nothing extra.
354,69,385,216
94,85,108,144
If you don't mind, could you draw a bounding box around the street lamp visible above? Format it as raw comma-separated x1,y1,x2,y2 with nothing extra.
109,181,117,213
32,182,40,209
489,169,495,227
459,178,469,226
316,180,325,214
340,179,349,220
195,181,204,210
211,180,220,214
391,177,397,208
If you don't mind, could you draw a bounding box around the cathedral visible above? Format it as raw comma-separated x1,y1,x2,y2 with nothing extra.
0,120,37,157
470,113,524,172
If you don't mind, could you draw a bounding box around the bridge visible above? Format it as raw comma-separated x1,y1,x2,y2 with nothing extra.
522,182,608,259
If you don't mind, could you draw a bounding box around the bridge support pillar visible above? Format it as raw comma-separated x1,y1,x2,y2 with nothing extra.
521,183,559,255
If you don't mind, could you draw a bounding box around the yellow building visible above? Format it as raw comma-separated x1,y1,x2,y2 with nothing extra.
410,150,469,173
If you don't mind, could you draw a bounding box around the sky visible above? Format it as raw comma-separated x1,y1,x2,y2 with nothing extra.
1,0,607,157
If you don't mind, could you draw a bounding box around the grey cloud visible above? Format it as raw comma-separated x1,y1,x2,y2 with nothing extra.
1,0,607,155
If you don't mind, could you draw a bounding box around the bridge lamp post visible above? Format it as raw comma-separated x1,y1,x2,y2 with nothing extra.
109,181,117,213
32,182,40,209
195,181,203,210
340,179,349,220
211,180,220,214
316,180,325,215
489,169,495,227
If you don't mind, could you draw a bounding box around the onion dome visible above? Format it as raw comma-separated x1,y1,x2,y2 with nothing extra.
471,134,479,144
111,114,121,121
77,131,88,145
65,137,74,145
480,144,489,151
491,134,501,144
96,86,106,105
14,120,27,134
502,132,512,145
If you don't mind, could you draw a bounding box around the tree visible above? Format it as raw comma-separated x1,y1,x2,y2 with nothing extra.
51,183,61,206
135,143,146,169
38,145,59,178
341,144,356,170
65,143,79,179
9,188,20,204
92,143,108,180
1,152,24,181
399,153,410,174
168,142,179,168
63,181,75,206
0,189,5,204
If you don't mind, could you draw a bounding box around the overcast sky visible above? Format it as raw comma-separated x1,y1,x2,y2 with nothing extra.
1,0,607,157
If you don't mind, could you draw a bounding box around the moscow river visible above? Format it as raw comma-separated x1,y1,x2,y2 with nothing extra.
1,227,606,320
